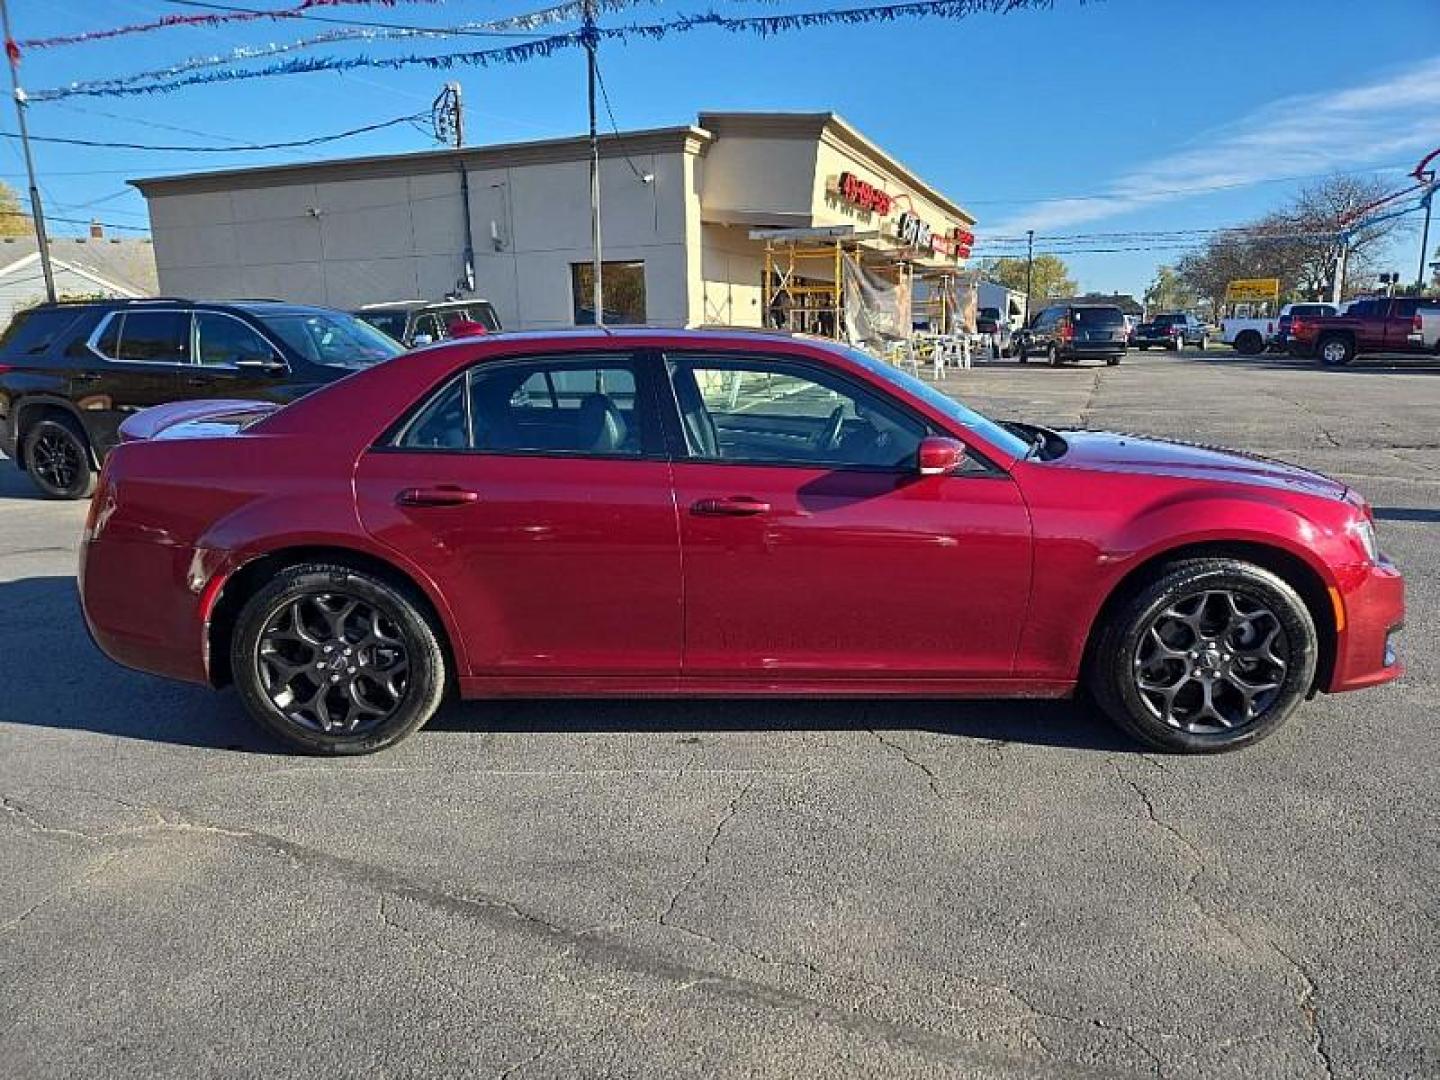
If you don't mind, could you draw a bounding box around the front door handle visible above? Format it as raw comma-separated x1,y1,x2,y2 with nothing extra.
397,485,480,508
691,496,771,516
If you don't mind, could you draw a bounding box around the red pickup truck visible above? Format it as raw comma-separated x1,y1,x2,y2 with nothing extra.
1290,296,1440,365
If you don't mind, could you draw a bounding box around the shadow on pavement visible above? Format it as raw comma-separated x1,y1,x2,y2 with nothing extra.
1374,506,1440,523
0,574,1139,755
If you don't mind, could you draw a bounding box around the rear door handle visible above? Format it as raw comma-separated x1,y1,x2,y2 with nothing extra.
397,485,480,508
72,372,101,384
691,496,771,516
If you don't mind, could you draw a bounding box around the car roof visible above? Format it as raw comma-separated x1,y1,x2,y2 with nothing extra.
358,299,492,313
37,297,340,316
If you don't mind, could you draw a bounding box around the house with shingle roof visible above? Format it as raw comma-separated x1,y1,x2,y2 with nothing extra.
0,228,157,331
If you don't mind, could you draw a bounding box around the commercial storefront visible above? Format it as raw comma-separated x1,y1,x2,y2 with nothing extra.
133,111,976,337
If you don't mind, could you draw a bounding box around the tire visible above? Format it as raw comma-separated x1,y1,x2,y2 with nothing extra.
1047,345,1061,367
1168,338,1181,351
230,563,448,755
1234,330,1263,356
1198,335,1209,351
1105,355,1122,366
23,415,96,500
1016,345,1027,363
1317,334,1354,366
1087,559,1318,753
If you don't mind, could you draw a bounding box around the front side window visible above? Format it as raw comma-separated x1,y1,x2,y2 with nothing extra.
195,312,279,367
114,311,190,364
396,356,650,457
669,357,926,469
571,261,646,325
258,310,403,369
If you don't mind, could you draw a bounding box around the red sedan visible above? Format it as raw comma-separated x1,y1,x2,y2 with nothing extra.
79,330,1403,755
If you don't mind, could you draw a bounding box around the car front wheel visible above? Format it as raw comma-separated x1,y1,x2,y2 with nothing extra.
24,416,97,500
1048,345,1061,367
1318,334,1355,366
1088,559,1318,753
231,563,448,755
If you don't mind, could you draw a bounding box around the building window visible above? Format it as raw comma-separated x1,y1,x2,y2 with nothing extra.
571,261,646,325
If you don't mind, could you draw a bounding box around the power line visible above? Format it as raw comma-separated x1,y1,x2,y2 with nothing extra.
0,208,149,231
0,110,428,153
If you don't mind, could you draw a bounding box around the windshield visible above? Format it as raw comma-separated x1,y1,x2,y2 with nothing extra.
259,310,404,368
355,311,409,342
834,343,1031,460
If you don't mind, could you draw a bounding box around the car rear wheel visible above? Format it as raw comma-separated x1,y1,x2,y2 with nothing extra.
1105,355,1122,366
1015,345,1027,363
23,416,96,500
1234,330,1263,356
1198,335,1209,351
231,564,448,755
1318,334,1355,366
1088,559,1318,753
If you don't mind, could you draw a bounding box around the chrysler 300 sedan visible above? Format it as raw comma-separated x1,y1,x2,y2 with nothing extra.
79,329,1403,755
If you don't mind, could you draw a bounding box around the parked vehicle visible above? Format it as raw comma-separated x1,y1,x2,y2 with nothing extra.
1132,312,1208,351
1288,297,1440,365
1220,278,1281,356
0,298,403,499
976,313,1012,357
1014,304,1128,365
1410,305,1440,352
79,329,1403,756
1271,302,1338,351
355,298,501,347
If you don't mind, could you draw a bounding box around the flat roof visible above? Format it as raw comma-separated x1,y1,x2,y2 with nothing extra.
130,111,972,224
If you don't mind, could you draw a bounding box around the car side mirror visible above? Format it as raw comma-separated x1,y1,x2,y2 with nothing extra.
411,333,434,347
234,356,286,375
917,436,966,476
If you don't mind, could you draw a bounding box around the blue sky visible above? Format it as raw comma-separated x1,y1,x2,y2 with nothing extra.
6,0,1438,296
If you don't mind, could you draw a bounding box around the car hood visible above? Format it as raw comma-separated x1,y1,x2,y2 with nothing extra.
1051,430,1348,499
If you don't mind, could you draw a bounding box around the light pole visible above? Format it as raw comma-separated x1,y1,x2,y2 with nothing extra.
1023,229,1034,324
582,0,603,326
0,0,55,303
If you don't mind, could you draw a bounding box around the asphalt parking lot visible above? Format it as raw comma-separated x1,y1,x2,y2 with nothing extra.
1,346,1436,1078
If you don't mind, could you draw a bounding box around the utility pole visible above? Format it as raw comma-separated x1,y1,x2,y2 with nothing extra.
0,0,54,303
1416,171,1434,291
434,83,474,296
1023,229,1034,324
582,0,603,326
1331,239,1348,306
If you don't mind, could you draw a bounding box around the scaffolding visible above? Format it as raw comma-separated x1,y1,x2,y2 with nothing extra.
758,227,919,341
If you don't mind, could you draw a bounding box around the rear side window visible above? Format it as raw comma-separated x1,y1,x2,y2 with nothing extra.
0,306,84,357
395,356,652,457
1073,307,1125,327
111,311,191,364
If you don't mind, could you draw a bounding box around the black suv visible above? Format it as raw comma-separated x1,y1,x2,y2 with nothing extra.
1132,311,1207,350
0,298,403,498
1014,304,1128,366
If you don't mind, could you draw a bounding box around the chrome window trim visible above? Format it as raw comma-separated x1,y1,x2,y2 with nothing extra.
86,309,193,367
192,309,288,371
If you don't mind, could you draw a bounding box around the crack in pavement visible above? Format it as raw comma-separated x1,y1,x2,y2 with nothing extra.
658,777,757,929
1106,762,1337,1079
0,794,1067,1075
867,730,944,798
1,795,103,845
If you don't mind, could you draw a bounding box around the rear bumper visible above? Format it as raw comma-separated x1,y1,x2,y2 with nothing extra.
1327,559,1405,692
1132,334,1175,346
1062,342,1126,358
80,534,213,686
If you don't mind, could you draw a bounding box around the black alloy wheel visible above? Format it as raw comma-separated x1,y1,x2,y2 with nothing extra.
24,417,96,500
232,564,447,754
1088,559,1317,753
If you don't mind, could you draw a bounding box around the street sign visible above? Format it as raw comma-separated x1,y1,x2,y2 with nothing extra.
1224,278,1281,303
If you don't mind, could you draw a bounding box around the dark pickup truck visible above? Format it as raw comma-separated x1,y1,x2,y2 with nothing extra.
1289,296,1440,365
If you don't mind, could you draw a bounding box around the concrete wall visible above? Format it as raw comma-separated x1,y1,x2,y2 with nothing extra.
148,149,696,330
699,224,765,327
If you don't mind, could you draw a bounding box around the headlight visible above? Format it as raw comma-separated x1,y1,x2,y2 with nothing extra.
1349,518,1380,563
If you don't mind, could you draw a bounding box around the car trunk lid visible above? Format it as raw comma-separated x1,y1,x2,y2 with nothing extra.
118,399,282,443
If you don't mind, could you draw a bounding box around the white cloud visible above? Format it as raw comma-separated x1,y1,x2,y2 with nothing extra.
981,55,1440,238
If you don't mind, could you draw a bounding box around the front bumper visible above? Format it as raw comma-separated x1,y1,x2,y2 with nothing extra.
1327,558,1405,692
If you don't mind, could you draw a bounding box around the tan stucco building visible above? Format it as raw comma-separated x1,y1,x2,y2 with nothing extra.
132,112,975,332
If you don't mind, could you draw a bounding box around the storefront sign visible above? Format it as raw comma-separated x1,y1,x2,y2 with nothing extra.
835,172,893,216
933,227,974,259
897,211,934,251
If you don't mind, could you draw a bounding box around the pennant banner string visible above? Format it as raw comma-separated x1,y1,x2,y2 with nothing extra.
31,0,1057,101
15,0,451,51
38,0,658,99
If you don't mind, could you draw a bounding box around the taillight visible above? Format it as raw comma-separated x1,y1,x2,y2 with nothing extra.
1169,325,1180,335
1291,318,1306,337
